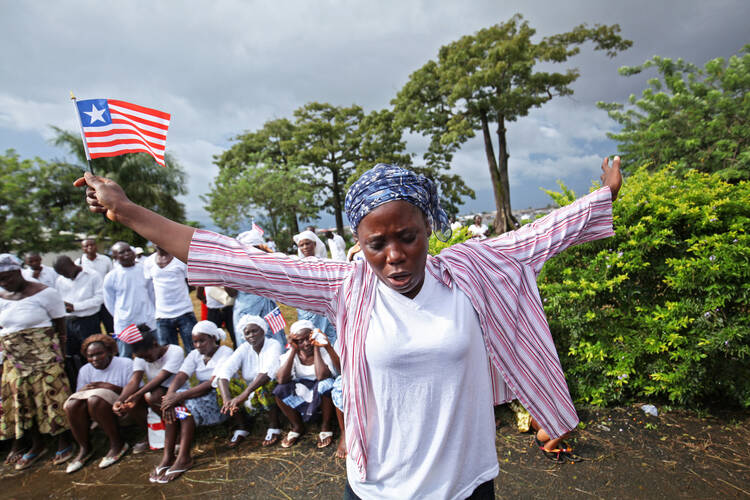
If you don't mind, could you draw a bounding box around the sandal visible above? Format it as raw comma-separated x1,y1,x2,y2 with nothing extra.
317,431,333,449
228,429,249,448
52,445,74,465
99,442,130,469
149,465,171,483
15,448,48,471
66,448,96,474
535,436,583,463
262,428,281,447
281,431,301,448
4,448,28,466
156,460,193,483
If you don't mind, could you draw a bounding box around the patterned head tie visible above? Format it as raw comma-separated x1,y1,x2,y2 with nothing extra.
0,253,22,273
344,163,452,242
238,314,268,336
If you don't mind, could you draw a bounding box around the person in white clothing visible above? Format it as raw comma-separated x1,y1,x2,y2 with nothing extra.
143,246,197,351
53,256,104,388
77,238,115,334
273,320,337,449
468,215,489,238
217,315,283,448
103,244,155,357
22,252,58,289
325,231,348,261
294,229,328,259
154,321,233,483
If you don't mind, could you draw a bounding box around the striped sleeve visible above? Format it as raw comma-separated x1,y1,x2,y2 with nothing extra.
484,186,614,274
187,230,353,317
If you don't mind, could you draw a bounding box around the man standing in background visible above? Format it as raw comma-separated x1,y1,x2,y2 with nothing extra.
325,230,347,261
143,246,197,351
22,251,59,288
77,237,114,333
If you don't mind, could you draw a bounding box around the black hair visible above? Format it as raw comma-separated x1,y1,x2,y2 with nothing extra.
130,324,158,354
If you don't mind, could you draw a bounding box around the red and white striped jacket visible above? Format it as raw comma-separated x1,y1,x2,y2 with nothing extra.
187,186,614,480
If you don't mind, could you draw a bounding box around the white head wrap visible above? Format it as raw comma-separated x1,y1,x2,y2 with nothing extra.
293,231,328,259
290,319,315,335
237,314,268,335
237,229,264,247
192,320,226,341
0,254,22,273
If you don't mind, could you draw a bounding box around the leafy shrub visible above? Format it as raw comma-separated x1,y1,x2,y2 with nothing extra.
538,166,750,407
429,226,472,255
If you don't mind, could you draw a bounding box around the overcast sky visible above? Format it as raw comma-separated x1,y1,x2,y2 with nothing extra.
1,0,747,230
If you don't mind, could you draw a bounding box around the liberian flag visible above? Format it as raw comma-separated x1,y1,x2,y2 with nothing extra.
264,307,286,333
117,324,143,344
174,406,191,420
252,222,264,236
75,98,170,166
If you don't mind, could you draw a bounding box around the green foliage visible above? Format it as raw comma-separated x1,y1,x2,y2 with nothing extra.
394,13,630,232
52,127,188,246
598,45,750,182
0,150,84,254
538,167,750,407
428,226,472,256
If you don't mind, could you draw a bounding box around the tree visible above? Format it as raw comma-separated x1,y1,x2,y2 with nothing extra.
0,150,84,254
393,14,631,233
293,103,411,235
53,128,189,246
598,45,750,182
205,118,318,250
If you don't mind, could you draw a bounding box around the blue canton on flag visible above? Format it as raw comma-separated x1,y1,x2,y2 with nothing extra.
174,406,191,420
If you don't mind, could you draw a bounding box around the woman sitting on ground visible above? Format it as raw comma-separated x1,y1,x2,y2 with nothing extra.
0,253,73,470
63,334,133,473
273,320,337,449
216,314,283,448
153,320,234,483
309,328,346,459
113,327,186,457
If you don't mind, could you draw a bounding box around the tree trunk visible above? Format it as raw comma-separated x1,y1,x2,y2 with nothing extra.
480,112,515,235
331,166,345,235
496,115,517,232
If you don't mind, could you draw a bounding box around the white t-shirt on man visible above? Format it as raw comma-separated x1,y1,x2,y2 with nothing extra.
143,254,194,319
345,271,498,500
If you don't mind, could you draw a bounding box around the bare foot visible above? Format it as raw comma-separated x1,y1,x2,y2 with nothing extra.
335,437,347,459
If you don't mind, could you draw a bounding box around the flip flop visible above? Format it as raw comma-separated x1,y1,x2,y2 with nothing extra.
262,428,281,447
281,431,301,448
317,431,333,449
98,442,130,469
66,448,96,474
52,445,74,465
4,448,28,466
156,461,193,483
228,429,249,448
15,448,48,471
149,465,171,483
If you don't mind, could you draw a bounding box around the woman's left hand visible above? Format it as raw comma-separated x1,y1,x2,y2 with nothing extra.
161,392,180,410
601,156,623,202
310,329,328,347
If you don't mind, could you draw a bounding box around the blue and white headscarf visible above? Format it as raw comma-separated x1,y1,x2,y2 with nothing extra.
0,253,22,273
344,164,452,241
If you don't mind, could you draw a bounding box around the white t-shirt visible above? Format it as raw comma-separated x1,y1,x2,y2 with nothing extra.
278,346,338,381
76,356,133,391
76,253,113,278
346,272,498,500
327,234,347,261
132,344,186,388
22,265,59,289
215,339,282,383
103,264,156,335
143,254,194,319
179,345,233,383
468,223,489,238
204,286,225,309
0,287,66,334
55,269,103,318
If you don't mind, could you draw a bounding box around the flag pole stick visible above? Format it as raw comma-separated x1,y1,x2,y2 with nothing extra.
70,91,95,174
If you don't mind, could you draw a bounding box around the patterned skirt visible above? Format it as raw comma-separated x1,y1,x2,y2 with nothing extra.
182,390,227,427
0,327,71,439
273,378,334,422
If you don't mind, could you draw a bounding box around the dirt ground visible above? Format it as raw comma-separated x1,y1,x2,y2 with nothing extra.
1,404,748,499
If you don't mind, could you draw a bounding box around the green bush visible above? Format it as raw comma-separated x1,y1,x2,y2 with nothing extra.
538,166,750,407
429,226,473,255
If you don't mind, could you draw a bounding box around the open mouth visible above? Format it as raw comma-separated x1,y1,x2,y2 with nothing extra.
386,272,412,289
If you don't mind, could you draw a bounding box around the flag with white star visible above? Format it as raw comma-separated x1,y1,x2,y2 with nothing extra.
75,98,170,166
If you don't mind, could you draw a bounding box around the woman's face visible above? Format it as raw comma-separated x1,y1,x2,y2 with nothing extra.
0,270,25,292
290,329,313,355
243,324,265,348
298,239,316,258
357,200,430,299
135,343,161,363
86,342,113,370
192,332,218,356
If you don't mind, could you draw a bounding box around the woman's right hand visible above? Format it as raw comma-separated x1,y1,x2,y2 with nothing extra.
73,172,131,222
112,400,125,416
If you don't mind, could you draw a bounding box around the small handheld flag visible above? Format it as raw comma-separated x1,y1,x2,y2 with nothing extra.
264,307,286,333
252,222,265,236
117,324,143,344
174,406,191,420
74,98,170,167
